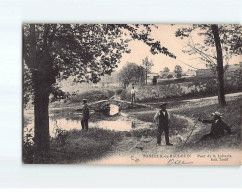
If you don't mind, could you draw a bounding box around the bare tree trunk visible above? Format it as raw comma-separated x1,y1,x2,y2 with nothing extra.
29,24,53,156
34,82,50,152
211,24,226,106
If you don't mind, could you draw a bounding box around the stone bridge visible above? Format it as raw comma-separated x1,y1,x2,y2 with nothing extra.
89,98,152,111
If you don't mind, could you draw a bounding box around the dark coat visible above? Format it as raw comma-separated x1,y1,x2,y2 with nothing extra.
82,104,90,120
202,119,231,137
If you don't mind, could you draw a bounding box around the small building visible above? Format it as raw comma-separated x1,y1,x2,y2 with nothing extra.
147,73,159,79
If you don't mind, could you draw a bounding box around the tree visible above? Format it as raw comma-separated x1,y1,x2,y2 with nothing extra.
175,24,242,106
23,24,176,154
142,56,154,73
118,62,146,87
163,67,170,72
174,65,182,78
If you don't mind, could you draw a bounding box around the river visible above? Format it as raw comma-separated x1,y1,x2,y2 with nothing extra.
24,104,153,138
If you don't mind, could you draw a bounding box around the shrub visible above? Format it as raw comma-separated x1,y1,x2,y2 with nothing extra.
22,129,34,163
68,89,112,103
103,90,115,99
115,88,123,95
120,89,131,101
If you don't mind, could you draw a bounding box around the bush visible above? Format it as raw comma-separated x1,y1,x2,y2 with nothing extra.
22,130,34,163
103,90,115,99
68,89,115,103
115,88,123,95
120,89,131,101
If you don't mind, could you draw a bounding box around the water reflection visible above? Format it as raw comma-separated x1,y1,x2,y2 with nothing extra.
25,117,137,137
109,104,119,116
93,119,135,131
24,104,151,138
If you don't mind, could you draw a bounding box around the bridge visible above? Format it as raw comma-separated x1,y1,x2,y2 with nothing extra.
89,97,154,111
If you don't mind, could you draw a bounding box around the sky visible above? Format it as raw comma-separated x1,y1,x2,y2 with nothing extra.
116,24,241,73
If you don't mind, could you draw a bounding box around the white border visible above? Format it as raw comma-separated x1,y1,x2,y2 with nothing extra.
0,0,241,188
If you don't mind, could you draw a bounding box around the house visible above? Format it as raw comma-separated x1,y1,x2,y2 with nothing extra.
147,73,159,79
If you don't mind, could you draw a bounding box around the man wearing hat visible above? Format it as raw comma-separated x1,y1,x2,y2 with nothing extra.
198,111,231,140
154,103,173,146
81,99,90,131
131,84,136,105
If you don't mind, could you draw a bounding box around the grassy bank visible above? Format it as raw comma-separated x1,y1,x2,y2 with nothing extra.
24,128,123,164
173,98,242,152
49,128,122,164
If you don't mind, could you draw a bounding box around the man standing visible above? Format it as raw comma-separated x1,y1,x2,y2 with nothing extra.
198,112,231,141
154,103,173,146
81,99,90,131
131,85,136,104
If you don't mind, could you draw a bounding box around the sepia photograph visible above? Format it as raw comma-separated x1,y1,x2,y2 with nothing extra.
23,24,242,165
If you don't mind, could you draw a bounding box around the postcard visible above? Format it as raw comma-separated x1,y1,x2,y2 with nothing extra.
23,24,242,165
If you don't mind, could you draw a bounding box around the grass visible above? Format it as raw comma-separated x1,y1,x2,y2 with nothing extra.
173,98,242,152
125,109,189,137
126,96,241,153
28,128,123,164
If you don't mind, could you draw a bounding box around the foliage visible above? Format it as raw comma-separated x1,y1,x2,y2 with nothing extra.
23,24,176,104
68,89,115,103
23,64,33,108
23,24,177,152
35,128,122,164
118,62,146,87
175,24,242,72
174,65,183,78
142,56,154,73
174,98,241,151
22,128,34,163
163,67,170,72
115,88,123,95
120,89,131,101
